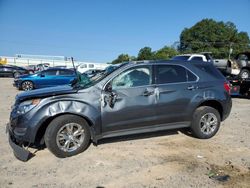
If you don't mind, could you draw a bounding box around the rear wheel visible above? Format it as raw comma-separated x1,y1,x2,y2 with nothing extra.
44,115,91,158
21,81,34,90
191,106,221,139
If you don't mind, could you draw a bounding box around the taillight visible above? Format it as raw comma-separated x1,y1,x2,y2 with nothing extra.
224,82,230,94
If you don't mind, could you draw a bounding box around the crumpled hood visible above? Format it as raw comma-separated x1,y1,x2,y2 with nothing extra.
16,85,77,102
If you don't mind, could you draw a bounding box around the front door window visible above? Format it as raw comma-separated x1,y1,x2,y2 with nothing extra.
111,67,151,89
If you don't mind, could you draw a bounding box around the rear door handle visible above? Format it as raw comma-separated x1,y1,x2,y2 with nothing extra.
187,85,196,90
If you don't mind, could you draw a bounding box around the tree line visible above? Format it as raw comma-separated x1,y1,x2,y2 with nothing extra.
111,19,250,64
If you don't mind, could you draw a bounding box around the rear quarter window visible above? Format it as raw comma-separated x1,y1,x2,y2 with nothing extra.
187,70,198,81
194,64,224,79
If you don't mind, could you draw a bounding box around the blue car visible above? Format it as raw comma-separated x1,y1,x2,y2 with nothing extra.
14,68,76,90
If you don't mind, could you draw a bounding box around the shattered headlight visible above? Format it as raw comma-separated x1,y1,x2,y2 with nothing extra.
17,99,41,115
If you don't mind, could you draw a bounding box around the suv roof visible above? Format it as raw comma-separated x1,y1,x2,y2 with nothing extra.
125,59,211,66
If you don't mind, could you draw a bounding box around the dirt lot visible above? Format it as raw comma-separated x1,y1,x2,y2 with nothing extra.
0,78,250,188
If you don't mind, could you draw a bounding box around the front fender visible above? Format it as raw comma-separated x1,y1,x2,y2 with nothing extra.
26,98,101,143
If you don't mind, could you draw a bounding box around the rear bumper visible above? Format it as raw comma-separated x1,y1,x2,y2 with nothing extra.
7,123,34,162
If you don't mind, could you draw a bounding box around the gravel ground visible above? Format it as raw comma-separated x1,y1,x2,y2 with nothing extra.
0,78,250,188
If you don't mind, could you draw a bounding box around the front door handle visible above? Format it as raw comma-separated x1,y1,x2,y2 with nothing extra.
142,89,154,96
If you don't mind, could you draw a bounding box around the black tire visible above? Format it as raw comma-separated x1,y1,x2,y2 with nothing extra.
44,115,91,158
239,69,250,79
21,81,34,90
191,106,221,139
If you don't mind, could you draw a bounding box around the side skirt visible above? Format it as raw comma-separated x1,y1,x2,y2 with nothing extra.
94,121,190,144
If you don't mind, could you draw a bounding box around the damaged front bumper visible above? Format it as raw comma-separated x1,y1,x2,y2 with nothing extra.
6,123,34,162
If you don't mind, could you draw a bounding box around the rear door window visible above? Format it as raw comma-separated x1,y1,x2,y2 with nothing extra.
155,65,187,84
44,70,57,76
59,69,74,76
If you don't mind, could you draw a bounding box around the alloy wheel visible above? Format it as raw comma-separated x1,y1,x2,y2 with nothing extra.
22,81,33,90
56,123,85,153
199,113,218,135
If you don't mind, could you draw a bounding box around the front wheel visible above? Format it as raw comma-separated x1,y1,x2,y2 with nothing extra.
44,115,91,158
191,106,221,139
21,81,34,90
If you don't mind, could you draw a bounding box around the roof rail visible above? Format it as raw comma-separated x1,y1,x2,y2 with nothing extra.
128,60,157,64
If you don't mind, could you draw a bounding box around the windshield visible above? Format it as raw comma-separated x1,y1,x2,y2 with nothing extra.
72,63,127,89
171,55,190,61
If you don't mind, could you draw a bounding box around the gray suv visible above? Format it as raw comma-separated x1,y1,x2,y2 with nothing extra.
7,60,232,161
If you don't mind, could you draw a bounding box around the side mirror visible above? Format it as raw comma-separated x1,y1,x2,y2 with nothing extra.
40,73,45,77
70,78,77,85
105,83,112,92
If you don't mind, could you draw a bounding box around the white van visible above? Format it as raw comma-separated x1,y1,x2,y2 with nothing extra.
77,63,108,73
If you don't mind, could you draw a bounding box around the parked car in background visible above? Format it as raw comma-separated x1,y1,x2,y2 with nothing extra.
25,65,36,74
7,60,232,161
77,62,108,73
104,64,121,74
82,69,103,78
25,63,50,74
171,53,233,75
171,53,214,62
0,64,29,78
212,59,230,74
232,52,250,79
229,77,250,97
13,68,76,90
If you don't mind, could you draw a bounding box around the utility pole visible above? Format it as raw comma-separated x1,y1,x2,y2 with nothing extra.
229,43,233,60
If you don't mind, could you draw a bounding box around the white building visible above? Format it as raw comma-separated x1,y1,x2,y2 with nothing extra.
1,54,108,72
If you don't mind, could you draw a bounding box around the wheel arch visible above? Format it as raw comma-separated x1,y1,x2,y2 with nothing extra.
197,100,223,120
34,112,95,146
240,67,250,72
21,80,35,90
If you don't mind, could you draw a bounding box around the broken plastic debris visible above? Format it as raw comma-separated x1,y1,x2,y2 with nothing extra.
210,175,230,182
197,155,204,158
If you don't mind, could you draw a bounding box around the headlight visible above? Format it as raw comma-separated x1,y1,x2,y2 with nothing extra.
17,99,41,115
